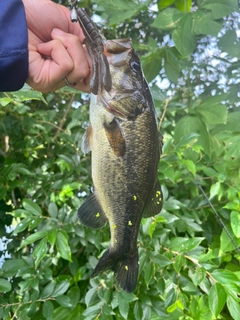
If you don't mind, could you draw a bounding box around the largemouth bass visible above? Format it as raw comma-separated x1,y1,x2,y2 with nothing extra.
73,7,163,293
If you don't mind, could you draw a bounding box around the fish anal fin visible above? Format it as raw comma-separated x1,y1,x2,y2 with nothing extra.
81,124,93,154
103,118,126,157
78,193,107,229
143,180,163,218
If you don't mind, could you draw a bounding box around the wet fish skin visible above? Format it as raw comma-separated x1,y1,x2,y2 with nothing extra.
78,39,163,293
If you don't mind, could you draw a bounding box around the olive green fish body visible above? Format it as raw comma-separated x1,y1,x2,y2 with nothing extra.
78,39,163,293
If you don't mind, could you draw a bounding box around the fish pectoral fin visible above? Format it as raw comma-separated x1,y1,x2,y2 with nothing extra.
81,124,93,154
103,118,126,157
78,193,107,228
143,180,163,218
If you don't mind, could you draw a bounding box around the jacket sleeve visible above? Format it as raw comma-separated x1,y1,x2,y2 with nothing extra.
0,0,28,92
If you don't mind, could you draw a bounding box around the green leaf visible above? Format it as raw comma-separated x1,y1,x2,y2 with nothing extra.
165,287,178,308
1,259,25,278
182,159,196,176
67,286,80,308
174,116,211,156
0,279,12,292
170,237,204,252
48,229,57,246
227,295,240,320
174,254,186,273
96,0,150,26
219,30,240,59
151,254,172,267
12,217,32,234
28,217,43,231
210,182,221,199
85,288,98,307
148,221,156,238
144,261,154,286
82,302,102,318
55,295,72,308
220,227,240,253
40,281,56,299
230,211,240,238
20,231,48,248
22,198,42,216
48,202,58,218
192,11,222,36
192,267,206,286
134,301,143,319
141,50,163,82
27,302,37,318
118,291,130,319
175,133,199,149
209,283,227,317
33,237,48,266
211,270,240,285
43,300,54,319
164,47,182,83
151,8,186,30
175,0,192,12
12,86,47,103
52,281,70,298
172,14,196,56
0,97,12,106
56,231,72,261
215,111,240,133
196,95,228,125
200,0,238,20
158,0,175,10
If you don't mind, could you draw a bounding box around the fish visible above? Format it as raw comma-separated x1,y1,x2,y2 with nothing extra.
73,7,163,293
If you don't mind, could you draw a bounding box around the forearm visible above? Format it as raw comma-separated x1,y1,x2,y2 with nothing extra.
0,0,28,91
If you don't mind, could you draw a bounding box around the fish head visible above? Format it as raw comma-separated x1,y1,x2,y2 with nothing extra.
102,39,153,120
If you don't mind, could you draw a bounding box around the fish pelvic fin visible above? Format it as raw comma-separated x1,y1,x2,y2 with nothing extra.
78,193,107,229
91,249,139,293
143,179,163,218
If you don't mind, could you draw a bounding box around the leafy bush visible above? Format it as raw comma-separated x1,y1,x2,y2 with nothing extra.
0,0,240,319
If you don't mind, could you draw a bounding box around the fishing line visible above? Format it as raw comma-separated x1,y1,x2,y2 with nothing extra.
197,183,240,254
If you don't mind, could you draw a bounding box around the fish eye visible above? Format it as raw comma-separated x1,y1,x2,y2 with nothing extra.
130,60,141,72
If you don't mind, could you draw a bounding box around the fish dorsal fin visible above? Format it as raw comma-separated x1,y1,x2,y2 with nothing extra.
103,118,126,157
81,124,93,154
78,193,107,229
143,180,163,218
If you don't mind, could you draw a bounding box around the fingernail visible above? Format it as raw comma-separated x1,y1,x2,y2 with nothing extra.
52,28,64,36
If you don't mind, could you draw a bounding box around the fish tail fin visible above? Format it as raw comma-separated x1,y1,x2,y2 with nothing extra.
115,252,139,293
91,249,139,293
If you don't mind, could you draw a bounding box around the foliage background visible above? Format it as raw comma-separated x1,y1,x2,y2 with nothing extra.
0,0,240,319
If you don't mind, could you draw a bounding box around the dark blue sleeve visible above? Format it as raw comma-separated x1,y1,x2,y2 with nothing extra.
0,0,28,91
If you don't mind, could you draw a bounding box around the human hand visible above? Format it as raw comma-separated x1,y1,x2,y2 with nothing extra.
22,0,91,93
